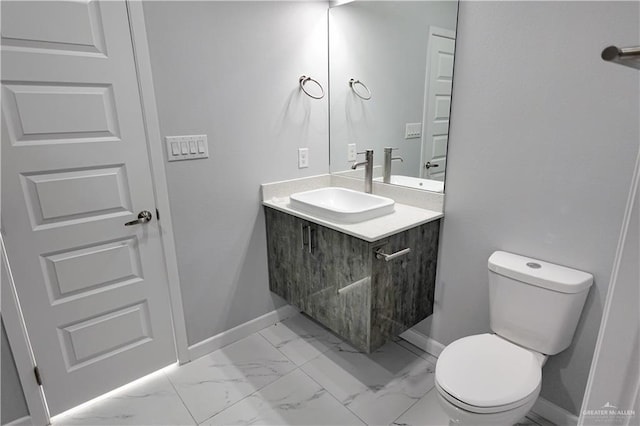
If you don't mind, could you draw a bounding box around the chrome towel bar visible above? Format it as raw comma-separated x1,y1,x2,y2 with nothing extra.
601,45,640,70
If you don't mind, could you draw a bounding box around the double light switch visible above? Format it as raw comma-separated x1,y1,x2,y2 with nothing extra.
166,135,208,161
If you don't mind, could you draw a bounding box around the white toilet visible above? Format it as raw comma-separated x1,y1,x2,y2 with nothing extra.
434,251,593,425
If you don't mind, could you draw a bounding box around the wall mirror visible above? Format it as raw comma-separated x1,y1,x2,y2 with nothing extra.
329,0,458,192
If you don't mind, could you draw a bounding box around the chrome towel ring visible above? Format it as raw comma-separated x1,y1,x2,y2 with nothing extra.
299,75,325,99
349,78,372,100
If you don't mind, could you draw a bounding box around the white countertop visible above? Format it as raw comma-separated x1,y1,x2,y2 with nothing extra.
263,196,443,242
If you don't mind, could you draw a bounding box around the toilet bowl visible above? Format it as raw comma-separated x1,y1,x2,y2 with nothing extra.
435,333,544,425
435,383,539,426
434,251,593,426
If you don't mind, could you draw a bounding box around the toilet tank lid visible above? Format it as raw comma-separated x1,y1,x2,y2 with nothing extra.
488,251,593,294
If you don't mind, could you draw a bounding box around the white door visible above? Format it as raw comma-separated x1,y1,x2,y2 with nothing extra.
1,0,176,416
421,28,456,181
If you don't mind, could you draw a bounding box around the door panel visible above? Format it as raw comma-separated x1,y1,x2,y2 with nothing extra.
1,1,107,55
20,165,132,229
1,0,175,416
422,31,455,181
3,83,120,142
59,301,152,369
41,237,142,303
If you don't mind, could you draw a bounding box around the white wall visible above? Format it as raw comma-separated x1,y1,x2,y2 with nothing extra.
328,1,458,176
413,0,640,416
142,1,329,346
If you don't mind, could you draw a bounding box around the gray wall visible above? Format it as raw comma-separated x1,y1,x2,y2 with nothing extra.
329,1,458,176
414,0,640,416
2,319,29,424
142,1,329,346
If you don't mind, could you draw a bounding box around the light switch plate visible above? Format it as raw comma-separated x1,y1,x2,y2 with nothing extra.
166,135,208,161
298,148,309,169
405,123,422,139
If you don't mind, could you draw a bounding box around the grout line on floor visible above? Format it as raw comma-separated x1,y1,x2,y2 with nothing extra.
194,365,305,426
388,393,425,426
256,315,351,371
253,326,326,369
295,363,368,425
162,370,199,426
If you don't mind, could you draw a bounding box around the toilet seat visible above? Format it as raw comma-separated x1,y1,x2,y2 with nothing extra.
435,334,542,412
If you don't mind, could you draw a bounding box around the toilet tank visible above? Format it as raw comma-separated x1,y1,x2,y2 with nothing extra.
488,251,593,355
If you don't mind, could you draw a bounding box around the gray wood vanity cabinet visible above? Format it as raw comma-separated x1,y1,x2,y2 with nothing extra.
264,206,440,353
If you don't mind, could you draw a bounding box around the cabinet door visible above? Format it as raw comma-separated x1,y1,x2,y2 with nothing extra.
264,207,310,309
305,224,373,352
370,220,440,350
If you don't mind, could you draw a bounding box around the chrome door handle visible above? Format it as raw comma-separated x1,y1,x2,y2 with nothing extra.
125,210,153,226
425,161,439,169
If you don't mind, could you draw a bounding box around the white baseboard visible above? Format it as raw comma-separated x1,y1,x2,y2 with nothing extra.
399,327,446,357
532,396,579,426
187,305,300,361
4,416,32,426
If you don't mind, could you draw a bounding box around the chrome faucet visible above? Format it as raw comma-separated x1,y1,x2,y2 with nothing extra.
383,147,404,184
351,149,374,193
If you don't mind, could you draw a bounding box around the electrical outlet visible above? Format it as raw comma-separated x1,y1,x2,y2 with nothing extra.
347,144,357,162
405,123,422,139
298,148,309,168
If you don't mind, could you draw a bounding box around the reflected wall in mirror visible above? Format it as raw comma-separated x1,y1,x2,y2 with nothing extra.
329,1,458,192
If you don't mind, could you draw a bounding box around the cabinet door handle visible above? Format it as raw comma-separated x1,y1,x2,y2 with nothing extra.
301,224,313,253
309,227,315,254
301,224,309,251
375,247,411,262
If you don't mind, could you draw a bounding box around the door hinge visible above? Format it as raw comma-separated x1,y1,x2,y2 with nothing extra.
156,208,160,221
34,366,42,386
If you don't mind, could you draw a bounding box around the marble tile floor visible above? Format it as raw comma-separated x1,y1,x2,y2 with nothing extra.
52,313,554,426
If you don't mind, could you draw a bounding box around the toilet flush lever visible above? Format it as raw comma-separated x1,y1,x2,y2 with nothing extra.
375,247,411,262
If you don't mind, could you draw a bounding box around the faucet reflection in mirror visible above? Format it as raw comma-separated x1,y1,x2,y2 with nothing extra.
383,147,404,184
329,1,458,192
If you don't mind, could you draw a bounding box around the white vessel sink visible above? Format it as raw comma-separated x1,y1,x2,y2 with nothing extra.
289,187,395,223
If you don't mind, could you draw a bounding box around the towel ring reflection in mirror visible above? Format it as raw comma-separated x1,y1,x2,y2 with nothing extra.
349,78,372,100
299,75,325,99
